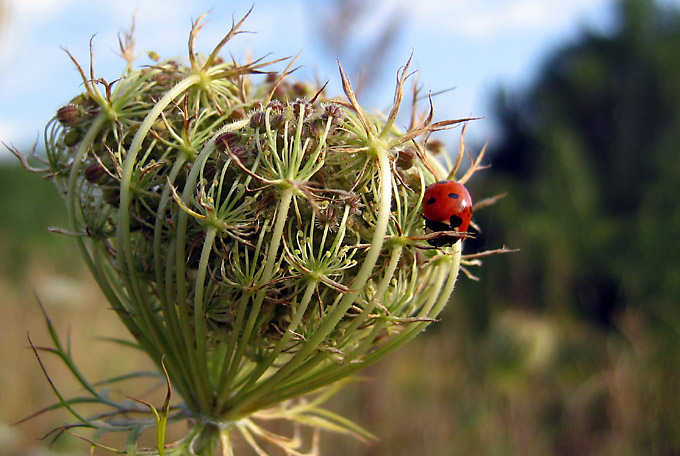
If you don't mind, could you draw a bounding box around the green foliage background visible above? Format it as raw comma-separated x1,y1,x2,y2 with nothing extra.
460,0,680,453
2,0,680,454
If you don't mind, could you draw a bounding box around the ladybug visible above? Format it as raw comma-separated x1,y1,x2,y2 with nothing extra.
422,180,473,246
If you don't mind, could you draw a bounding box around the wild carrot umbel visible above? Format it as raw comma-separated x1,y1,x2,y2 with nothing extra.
11,10,504,455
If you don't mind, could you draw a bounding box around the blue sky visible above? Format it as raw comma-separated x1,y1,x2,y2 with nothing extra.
0,0,621,158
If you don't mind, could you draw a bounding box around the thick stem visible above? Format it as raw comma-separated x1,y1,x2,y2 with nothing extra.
194,226,218,376
66,114,114,295
190,422,234,456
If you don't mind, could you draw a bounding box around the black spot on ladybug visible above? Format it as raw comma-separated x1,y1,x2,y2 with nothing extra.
448,193,460,199
426,197,437,205
450,214,463,228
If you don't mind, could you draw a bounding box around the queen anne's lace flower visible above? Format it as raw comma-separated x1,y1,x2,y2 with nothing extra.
14,11,497,454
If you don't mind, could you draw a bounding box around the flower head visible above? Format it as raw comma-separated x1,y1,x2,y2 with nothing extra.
23,11,495,454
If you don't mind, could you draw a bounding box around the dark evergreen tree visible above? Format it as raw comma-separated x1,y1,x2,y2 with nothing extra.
462,0,680,452
478,0,680,327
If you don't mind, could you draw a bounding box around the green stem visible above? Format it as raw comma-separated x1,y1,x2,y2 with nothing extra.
241,245,461,412
215,292,250,394
62,113,182,399
65,114,109,290
116,73,207,410
117,74,200,279
223,144,393,419
235,280,319,394
217,187,294,412
151,157,194,401
341,244,403,345
173,151,216,414
165,119,252,415
194,226,218,378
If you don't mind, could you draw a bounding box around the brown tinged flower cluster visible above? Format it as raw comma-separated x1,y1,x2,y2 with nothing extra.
9,9,509,455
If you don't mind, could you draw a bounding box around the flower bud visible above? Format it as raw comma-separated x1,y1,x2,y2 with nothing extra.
322,103,343,127
267,100,285,111
249,111,266,130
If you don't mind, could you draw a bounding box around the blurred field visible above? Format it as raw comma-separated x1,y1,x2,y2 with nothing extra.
0,165,149,455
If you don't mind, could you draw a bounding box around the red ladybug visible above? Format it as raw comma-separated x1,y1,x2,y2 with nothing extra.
423,180,473,246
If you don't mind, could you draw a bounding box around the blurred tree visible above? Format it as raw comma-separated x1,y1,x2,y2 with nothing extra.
305,0,404,98
478,0,680,326
0,162,74,280
461,0,680,452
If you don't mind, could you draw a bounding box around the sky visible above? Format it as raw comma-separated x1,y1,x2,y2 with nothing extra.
0,0,621,158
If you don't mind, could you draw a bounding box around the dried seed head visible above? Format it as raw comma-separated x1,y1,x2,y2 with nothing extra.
343,193,363,215
323,103,341,121
215,132,241,151
250,111,266,130
34,17,488,452
292,98,312,117
397,147,416,170
425,138,445,155
317,205,340,230
322,103,343,131
57,104,82,126
84,161,107,183
270,112,286,131
267,100,285,111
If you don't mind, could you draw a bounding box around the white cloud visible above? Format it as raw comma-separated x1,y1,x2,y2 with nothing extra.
392,0,611,40
9,0,74,22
